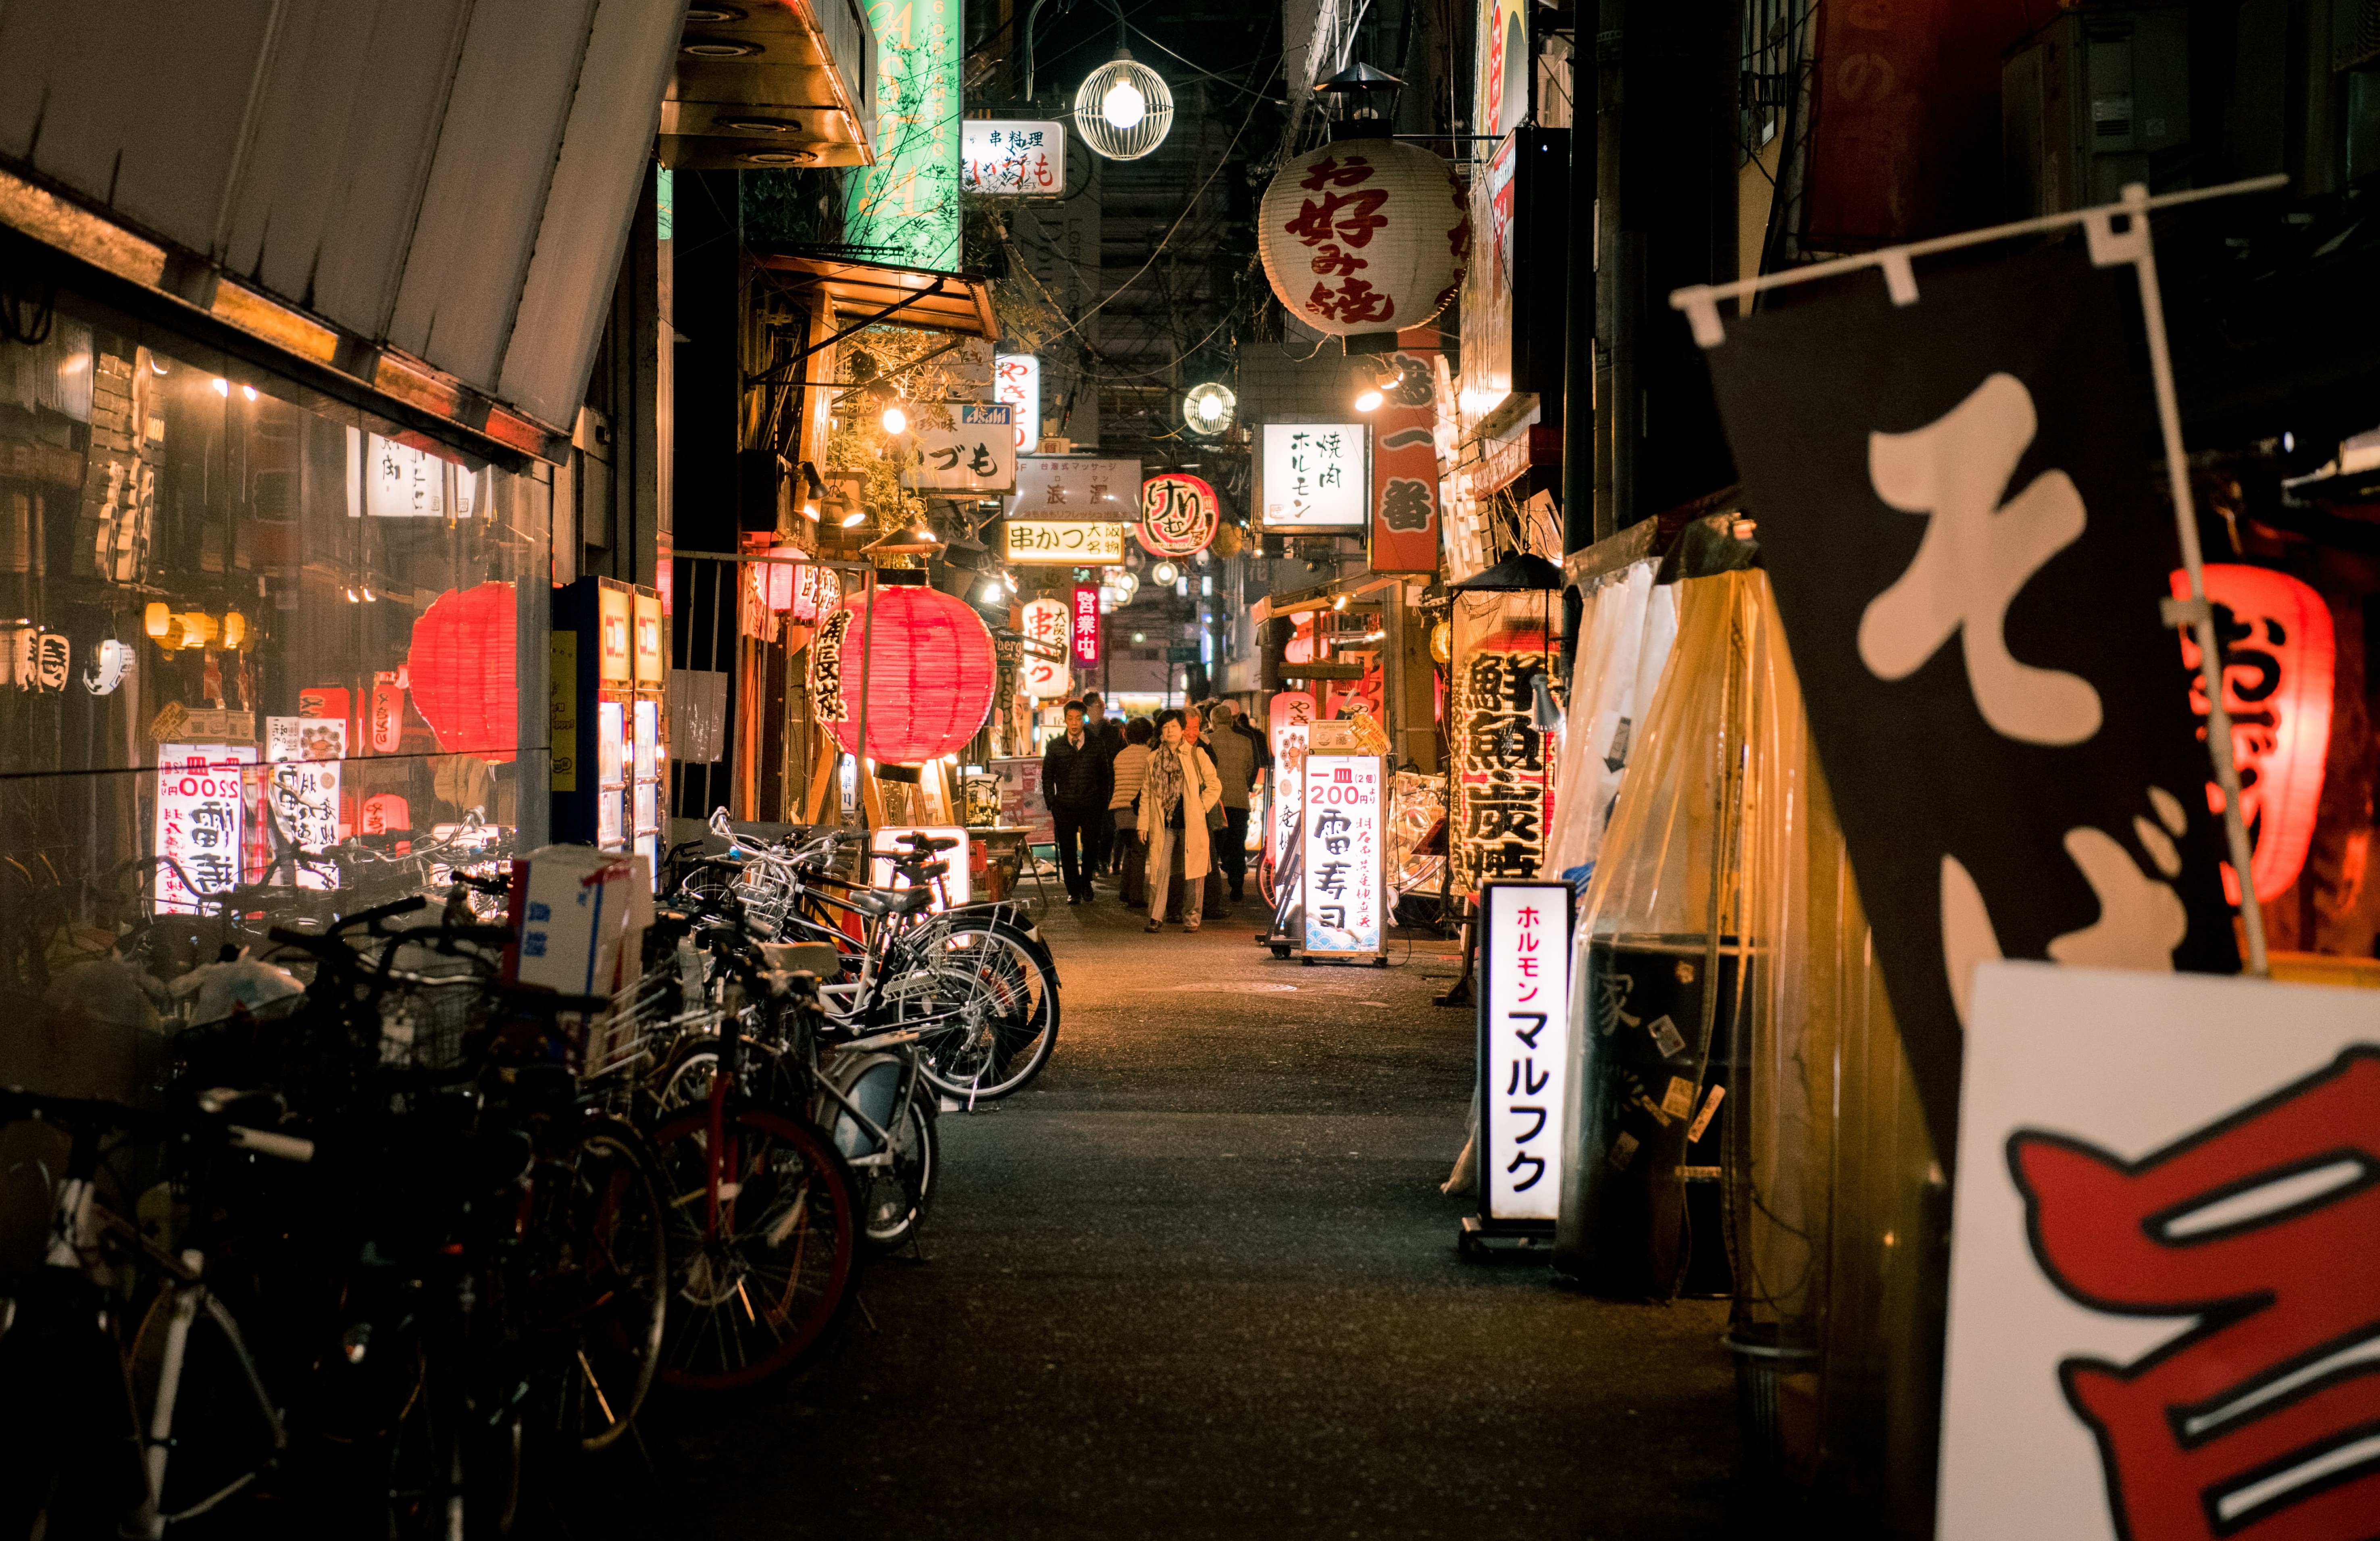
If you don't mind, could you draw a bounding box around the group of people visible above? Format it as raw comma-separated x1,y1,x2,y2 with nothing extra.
1039,690,1272,932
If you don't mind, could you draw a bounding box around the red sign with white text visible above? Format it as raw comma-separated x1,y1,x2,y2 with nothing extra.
1071,584,1101,669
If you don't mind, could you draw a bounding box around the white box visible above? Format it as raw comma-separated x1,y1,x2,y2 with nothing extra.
508,845,645,996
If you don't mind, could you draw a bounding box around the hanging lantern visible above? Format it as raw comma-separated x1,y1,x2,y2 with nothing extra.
807,585,997,765
1138,473,1220,558
1074,53,1173,162
1430,620,1452,665
1258,138,1469,339
2172,565,2334,904
370,671,407,753
407,581,518,763
361,794,412,836
1018,597,1073,698
1183,383,1236,436
790,563,842,623
83,638,132,696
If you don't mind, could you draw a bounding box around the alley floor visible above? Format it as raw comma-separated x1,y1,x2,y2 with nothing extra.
561,882,1757,1540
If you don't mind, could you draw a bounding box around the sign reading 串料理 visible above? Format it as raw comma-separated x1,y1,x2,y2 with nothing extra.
961,120,1065,196
1479,879,1573,1224
1300,752,1383,958
1262,424,1367,529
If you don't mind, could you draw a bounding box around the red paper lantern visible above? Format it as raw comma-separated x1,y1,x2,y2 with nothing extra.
1258,140,1469,338
407,581,518,763
760,550,842,621
1138,473,1219,557
2172,565,2334,904
808,585,996,765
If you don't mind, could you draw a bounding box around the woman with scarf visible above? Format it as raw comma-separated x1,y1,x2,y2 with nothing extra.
1138,708,1222,933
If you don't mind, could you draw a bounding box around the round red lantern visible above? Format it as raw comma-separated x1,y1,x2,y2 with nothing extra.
2172,565,2334,904
808,584,997,765
407,581,517,762
1258,139,1469,337
1139,473,1219,557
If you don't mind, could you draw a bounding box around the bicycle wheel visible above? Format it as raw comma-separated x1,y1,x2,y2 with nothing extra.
816,1051,937,1251
902,923,1060,1101
650,1107,858,1391
519,1116,668,1452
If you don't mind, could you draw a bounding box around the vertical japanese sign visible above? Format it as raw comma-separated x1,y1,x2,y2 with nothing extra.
1448,595,1553,896
961,120,1065,195
1268,691,1317,871
1301,753,1384,957
994,354,1041,453
1070,583,1101,668
1480,880,1572,1224
1369,352,1441,573
1261,425,1367,529
1939,961,2380,1541
1700,248,2238,1154
156,743,256,914
1020,598,1072,698
846,0,961,272
1457,134,1518,429
266,716,346,888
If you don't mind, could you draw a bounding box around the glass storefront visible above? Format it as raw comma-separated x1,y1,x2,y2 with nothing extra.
0,288,551,1002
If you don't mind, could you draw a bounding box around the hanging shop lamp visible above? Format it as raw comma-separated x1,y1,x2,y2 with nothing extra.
1257,65,1468,341
1183,382,1236,436
808,585,997,765
1138,473,1220,558
2174,564,2335,905
1074,52,1173,161
407,581,519,763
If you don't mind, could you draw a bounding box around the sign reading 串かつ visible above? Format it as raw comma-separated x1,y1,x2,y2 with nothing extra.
156,743,256,914
902,404,1016,492
1005,520,1127,564
1262,424,1367,529
1301,752,1384,958
1480,880,1573,1224
962,120,1065,196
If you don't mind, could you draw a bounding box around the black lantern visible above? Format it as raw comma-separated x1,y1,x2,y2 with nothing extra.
1312,62,1403,141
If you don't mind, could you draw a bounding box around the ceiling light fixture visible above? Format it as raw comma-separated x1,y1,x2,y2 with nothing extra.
717,116,800,133
681,38,762,57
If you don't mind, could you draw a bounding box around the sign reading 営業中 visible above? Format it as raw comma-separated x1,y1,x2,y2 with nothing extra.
1005,520,1127,565
1938,961,2380,1541
1301,752,1384,958
994,355,1040,453
156,742,256,914
901,404,1016,493
1071,584,1101,668
1479,880,1572,1225
845,0,962,272
961,120,1065,196
1262,424,1367,529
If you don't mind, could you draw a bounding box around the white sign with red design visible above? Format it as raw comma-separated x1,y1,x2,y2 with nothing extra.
962,121,1065,196
1939,962,2380,1541
156,743,256,914
1262,425,1366,530
266,715,346,888
1020,598,1072,698
1480,880,1573,1223
1268,691,1316,868
994,354,1041,453
1300,753,1384,958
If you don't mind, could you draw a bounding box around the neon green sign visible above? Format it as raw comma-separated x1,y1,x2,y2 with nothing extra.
847,0,962,273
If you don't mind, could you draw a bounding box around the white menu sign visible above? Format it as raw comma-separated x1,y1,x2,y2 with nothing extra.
901,403,1016,492
1019,598,1072,698
994,354,1040,452
1262,423,1366,529
156,743,256,914
266,716,345,888
1007,456,1139,519
961,120,1066,196
1480,881,1574,1224
1301,753,1384,958
347,428,481,519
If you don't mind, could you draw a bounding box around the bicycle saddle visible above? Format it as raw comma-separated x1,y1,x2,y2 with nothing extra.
847,886,936,917
897,833,959,853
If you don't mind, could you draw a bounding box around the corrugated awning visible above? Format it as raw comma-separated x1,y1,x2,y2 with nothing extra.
754,252,1000,339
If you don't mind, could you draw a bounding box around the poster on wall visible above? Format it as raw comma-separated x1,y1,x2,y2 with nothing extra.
1478,880,1573,1226
265,716,346,887
1938,960,2380,1541
845,0,962,272
1261,425,1367,530
1448,592,1553,897
990,756,1054,845
1698,247,2239,1156
1301,752,1385,958
156,743,256,914
1369,353,1441,573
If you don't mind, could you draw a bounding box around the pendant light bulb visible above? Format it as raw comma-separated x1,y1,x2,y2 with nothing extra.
1102,79,1147,130
881,405,908,435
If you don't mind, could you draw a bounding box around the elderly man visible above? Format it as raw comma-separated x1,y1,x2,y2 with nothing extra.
1202,700,1262,902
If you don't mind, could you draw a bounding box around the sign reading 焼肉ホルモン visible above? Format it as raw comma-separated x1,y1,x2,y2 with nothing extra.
1261,424,1366,530
1479,880,1572,1225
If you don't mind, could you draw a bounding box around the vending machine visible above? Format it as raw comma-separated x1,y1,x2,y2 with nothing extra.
552,576,662,864
630,588,666,875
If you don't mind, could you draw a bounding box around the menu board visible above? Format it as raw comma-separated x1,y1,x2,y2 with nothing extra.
156,743,256,914
1301,752,1384,958
266,715,346,889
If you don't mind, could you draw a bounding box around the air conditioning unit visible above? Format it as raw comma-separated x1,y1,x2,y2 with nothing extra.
2003,6,2191,217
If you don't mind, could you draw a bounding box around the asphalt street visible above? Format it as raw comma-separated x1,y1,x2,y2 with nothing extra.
561,884,1753,1540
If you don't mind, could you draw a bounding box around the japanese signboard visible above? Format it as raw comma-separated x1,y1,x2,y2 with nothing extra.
994,354,1041,452
845,0,962,272
266,715,345,889
1458,134,1518,431
871,825,972,908
1479,880,1572,1225
1070,583,1101,668
1448,595,1553,897
1699,248,2238,1154
1005,520,1127,566
1008,456,1139,520
347,429,483,519
1475,0,1531,145
1138,472,1220,558
990,755,1055,845
901,404,1016,492
1268,690,1317,870
156,742,255,914
1301,752,1385,959
1262,424,1367,530
1939,961,2380,1541
1019,598,1072,697
1368,352,1441,573
961,120,1065,196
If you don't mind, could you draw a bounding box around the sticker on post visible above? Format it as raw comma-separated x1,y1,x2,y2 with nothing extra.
1609,1131,1641,1170
1687,1084,1726,1143
1645,1013,1687,1058
1662,1076,1699,1122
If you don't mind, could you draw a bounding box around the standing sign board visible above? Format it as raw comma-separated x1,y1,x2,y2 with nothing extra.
989,756,1054,846
1261,425,1367,531
156,743,256,914
1299,752,1386,963
1473,879,1574,1235
1939,960,2380,1541
870,826,972,908
900,404,1016,493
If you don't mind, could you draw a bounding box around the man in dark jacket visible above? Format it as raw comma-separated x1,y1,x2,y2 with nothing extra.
1041,698,1112,903
1079,691,1125,883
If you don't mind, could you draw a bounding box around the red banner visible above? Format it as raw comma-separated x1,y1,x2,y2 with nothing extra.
1368,349,1439,573
1071,583,1101,668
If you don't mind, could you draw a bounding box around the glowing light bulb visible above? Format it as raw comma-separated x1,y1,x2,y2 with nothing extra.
881,405,908,435
841,510,867,528
1353,389,1383,413
210,377,229,397
1102,79,1146,130
1195,395,1223,422
241,384,258,402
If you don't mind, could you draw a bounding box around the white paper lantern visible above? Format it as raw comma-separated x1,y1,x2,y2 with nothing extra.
1019,597,1073,698
1074,55,1173,162
1258,138,1469,338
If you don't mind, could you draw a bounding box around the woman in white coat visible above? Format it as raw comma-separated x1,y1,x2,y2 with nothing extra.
1139,708,1222,932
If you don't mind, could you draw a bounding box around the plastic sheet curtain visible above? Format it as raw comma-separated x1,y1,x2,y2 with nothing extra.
1555,569,1947,1518
1544,562,1678,892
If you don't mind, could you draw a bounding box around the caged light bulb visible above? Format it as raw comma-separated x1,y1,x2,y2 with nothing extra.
1102,79,1147,130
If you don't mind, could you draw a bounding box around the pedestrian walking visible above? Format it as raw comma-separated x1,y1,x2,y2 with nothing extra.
1140,709,1221,932
1041,698,1111,904
1080,691,1124,883
1204,700,1260,902
1109,717,1153,907
1181,706,1231,919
